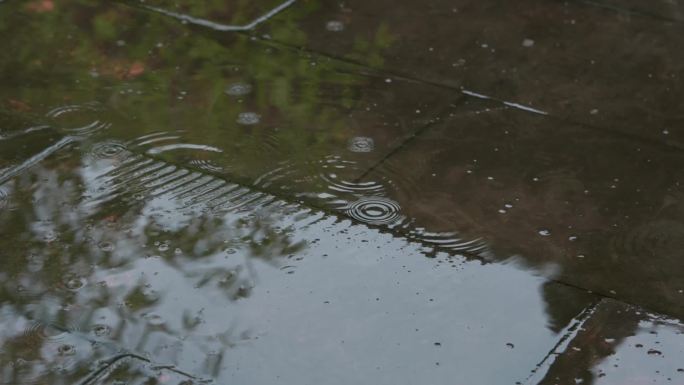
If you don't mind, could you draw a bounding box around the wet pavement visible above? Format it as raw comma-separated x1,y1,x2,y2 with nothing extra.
1,1,684,384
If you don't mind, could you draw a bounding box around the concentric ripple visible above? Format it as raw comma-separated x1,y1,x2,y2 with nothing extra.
409,229,489,254
188,159,225,173
127,130,223,156
611,219,684,258
254,156,388,208
345,197,403,226
20,321,70,347
347,136,374,153
46,103,111,136
87,140,128,160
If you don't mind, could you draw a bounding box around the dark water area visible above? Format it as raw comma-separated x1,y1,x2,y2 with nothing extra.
1,1,684,384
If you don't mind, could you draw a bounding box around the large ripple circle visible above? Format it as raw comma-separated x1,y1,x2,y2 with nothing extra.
345,197,401,225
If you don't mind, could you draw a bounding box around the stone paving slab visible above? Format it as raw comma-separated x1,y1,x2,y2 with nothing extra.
532,298,684,385
259,0,684,148
359,106,684,320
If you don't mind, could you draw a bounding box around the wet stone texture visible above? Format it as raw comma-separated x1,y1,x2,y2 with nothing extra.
535,298,684,385
358,106,684,320
260,0,684,148
1,0,684,384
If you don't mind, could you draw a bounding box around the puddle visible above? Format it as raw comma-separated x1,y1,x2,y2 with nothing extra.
1,1,684,384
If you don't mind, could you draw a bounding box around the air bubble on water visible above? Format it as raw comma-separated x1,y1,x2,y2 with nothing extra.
326,20,345,32
237,112,261,125
225,83,252,96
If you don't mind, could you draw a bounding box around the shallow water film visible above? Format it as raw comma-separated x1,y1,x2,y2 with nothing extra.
2,1,684,384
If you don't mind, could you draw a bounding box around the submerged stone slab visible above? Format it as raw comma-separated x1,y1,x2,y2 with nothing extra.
533,298,684,385
358,106,684,319
0,142,596,385
260,0,684,148
0,0,488,191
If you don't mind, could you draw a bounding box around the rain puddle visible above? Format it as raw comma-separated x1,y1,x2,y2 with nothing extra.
2,0,684,384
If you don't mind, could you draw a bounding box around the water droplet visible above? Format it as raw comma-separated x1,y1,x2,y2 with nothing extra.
538,229,551,237
647,349,662,356
57,344,76,356
98,241,114,252
92,324,111,337
348,137,375,153
143,312,166,326
506,342,515,349
43,230,58,242
326,20,345,32
64,276,87,291
237,112,261,125
158,243,169,252
590,109,599,115
522,38,535,47
225,83,252,96
568,235,578,242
